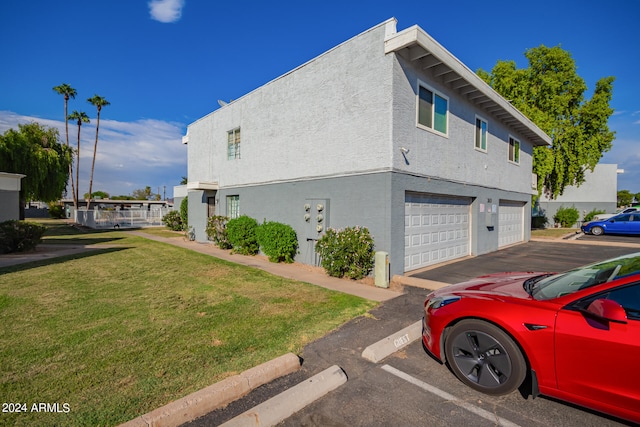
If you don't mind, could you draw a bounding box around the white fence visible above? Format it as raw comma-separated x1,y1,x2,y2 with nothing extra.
75,208,171,229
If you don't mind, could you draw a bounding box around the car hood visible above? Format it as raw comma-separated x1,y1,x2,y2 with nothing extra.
431,271,552,300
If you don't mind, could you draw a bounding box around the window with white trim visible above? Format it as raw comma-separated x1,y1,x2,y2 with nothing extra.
417,83,448,135
227,128,240,160
508,136,520,164
475,116,488,151
226,195,239,219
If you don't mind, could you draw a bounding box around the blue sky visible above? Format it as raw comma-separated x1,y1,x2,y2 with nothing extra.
1,0,639,198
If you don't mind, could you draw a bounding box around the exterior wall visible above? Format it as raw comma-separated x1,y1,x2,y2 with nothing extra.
185,19,545,276
390,56,535,195
537,164,618,225
206,171,530,276
0,191,20,221
187,21,395,189
0,173,24,221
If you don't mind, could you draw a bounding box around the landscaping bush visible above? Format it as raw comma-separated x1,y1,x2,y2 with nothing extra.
162,210,184,231
206,215,232,249
256,221,298,263
553,206,580,228
0,220,46,254
226,215,259,255
48,203,65,219
180,196,188,226
315,226,375,280
583,208,606,222
531,215,548,229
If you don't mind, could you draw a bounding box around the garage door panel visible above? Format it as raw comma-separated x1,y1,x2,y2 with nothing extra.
404,193,471,272
499,201,524,247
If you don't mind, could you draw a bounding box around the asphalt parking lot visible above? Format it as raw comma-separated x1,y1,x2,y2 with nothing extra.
184,238,640,427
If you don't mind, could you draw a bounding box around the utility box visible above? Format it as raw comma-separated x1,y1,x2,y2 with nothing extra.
375,251,390,288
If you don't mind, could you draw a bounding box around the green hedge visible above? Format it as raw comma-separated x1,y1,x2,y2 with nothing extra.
226,215,259,255
256,221,298,263
315,226,374,280
0,220,46,254
206,215,233,249
162,210,184,231
553,206,580,228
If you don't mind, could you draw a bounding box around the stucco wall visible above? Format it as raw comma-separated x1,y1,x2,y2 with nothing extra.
537,164,619,224
187,21,395,188
0,191,20,222
390,56,535,195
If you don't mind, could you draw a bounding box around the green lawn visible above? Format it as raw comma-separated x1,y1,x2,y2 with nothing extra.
0,221,377,426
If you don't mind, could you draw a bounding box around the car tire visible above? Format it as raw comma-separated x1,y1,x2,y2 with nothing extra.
590,226,604,236
444,319,526,396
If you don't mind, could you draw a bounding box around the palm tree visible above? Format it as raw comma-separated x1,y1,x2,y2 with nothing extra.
68,111,90,208
86,95,110,210
53,83,77,207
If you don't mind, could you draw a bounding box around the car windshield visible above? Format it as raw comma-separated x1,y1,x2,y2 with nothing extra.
530,252,640,300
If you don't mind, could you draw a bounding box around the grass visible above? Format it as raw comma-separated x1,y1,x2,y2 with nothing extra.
0,221,377,426
531,227,579,238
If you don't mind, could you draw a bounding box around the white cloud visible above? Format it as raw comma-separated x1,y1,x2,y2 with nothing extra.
148,0,185,23
0,111,187,198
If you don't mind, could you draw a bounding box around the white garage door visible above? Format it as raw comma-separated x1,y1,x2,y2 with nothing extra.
499,200,525,247
404,193,471,272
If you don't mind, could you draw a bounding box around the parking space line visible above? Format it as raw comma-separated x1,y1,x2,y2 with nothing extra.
381,364,521,427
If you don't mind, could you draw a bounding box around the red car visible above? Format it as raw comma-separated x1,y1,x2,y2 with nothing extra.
422,252,640,424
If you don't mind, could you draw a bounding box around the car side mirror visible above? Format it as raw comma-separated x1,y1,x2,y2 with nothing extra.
609,219,615,223
586,298,627,324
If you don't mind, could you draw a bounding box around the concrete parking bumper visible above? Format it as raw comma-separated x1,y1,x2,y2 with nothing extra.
219,365,348,427
118,353,301,427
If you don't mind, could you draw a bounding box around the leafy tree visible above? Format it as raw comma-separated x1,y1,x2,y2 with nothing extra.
180,176,188,185
83,190,109,200
477,45,615,199
53,83,77,205
617,190,633,207
86,95,110,210
68,111,90,207
0,123,72,216
131,186,157,200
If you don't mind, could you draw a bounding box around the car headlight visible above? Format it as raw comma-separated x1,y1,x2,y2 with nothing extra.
426,295,461,309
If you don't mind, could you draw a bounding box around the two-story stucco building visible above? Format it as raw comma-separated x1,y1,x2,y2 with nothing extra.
180,18,551,277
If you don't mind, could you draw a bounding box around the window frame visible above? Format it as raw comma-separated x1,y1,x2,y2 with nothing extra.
226,195,239,219
227,128,241,160
474,115,488,152
508,135,520,164
416,81,449,136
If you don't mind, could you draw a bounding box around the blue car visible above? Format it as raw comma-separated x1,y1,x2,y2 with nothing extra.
582,213,640,235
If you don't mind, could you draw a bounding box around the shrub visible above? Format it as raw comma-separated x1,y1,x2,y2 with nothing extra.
553,206,580,228
180,196,188,227
226,215,259,255
256,221,298,263
315,226,375,280
0,220,46,254
206,215,232,249
162,210,184,231
531,215,548,229
48,203,65,219
583,208,606,222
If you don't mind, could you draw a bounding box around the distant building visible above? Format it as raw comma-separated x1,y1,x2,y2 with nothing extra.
536,164,620,225
0,172,25,221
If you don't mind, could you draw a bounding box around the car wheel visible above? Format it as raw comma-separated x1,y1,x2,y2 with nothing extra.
444,319,526,395
590,226,604,236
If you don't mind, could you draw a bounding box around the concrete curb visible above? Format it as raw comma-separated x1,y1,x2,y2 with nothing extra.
361,320,422,363
219,364,348,427
118,352,301,427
